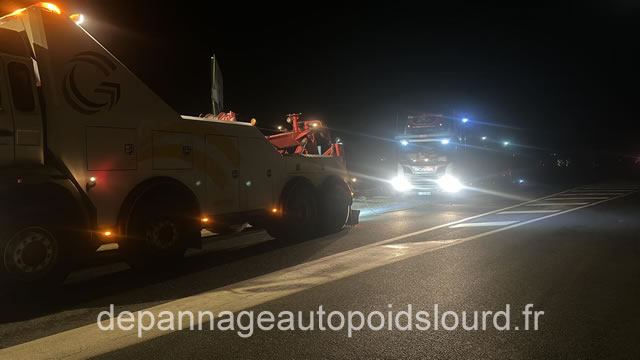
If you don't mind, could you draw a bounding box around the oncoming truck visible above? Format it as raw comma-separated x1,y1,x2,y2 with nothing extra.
0,3,356,288
390,113,515,197
390,114,465,196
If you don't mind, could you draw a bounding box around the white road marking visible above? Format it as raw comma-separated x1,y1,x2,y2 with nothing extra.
526,202,589,206
545,197,610,200
579,187,639,190
569,189,632,192
563,193,625,196
1,186,636,360
497,210,560,214
450,221,519,228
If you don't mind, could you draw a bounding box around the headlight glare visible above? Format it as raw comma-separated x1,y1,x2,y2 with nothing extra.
391,176,413,192
437,175,463,193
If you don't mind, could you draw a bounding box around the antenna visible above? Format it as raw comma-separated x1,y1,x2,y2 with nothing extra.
211,55,223,115
211,55,217,115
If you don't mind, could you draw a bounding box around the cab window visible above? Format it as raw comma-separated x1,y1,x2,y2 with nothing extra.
7,62,35,112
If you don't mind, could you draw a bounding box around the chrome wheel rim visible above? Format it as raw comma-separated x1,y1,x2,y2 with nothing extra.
5,227,58,278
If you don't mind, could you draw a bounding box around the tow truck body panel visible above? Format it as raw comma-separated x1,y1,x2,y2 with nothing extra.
0,3,353,269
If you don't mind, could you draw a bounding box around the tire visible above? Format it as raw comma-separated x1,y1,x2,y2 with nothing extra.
0,225,70,290
266,180,318,240
318,179,352,235
124,207,196,270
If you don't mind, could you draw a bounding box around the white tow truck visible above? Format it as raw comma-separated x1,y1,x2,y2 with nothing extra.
0,3,356,288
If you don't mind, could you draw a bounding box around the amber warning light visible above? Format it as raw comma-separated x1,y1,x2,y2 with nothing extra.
38,2,61,14
1,3,61,21
70,13,84,25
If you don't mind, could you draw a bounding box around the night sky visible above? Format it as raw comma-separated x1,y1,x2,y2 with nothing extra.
4,1,640,166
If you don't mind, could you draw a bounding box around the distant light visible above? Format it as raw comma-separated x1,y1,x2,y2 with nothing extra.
441,139,450,145
277,125,283,130
89,176,97,183
503,141,510,146
482,136,487,140
201,217,210,223
351,177,357,183
70,13,84,25
401,140,409,146
103,231,112,237
424,158,429,162
518,179,525,184
245,180,252,187
312,123,318,127
462,118,469,123
271,207,279,214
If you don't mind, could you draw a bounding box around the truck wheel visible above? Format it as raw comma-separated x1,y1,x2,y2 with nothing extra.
125,211,193,269
266,180,318,240
318,179,352,235
0,226,69,289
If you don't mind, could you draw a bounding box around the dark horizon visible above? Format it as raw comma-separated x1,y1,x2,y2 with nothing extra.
5,1,639,159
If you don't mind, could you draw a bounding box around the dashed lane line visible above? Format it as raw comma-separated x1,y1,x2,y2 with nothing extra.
449,221,519,228
497,210,560,214
563,193,626,196
545,197,610,200
526,202,589,206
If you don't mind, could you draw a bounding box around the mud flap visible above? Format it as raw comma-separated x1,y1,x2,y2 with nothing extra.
347,209,360,226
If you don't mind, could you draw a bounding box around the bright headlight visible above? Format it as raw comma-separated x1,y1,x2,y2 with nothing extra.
437,175,463,193
391,176,413,192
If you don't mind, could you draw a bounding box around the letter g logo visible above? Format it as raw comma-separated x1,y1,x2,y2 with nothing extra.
62,51,121,115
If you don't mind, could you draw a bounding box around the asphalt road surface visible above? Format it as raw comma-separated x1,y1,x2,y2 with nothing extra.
1,182,639,359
